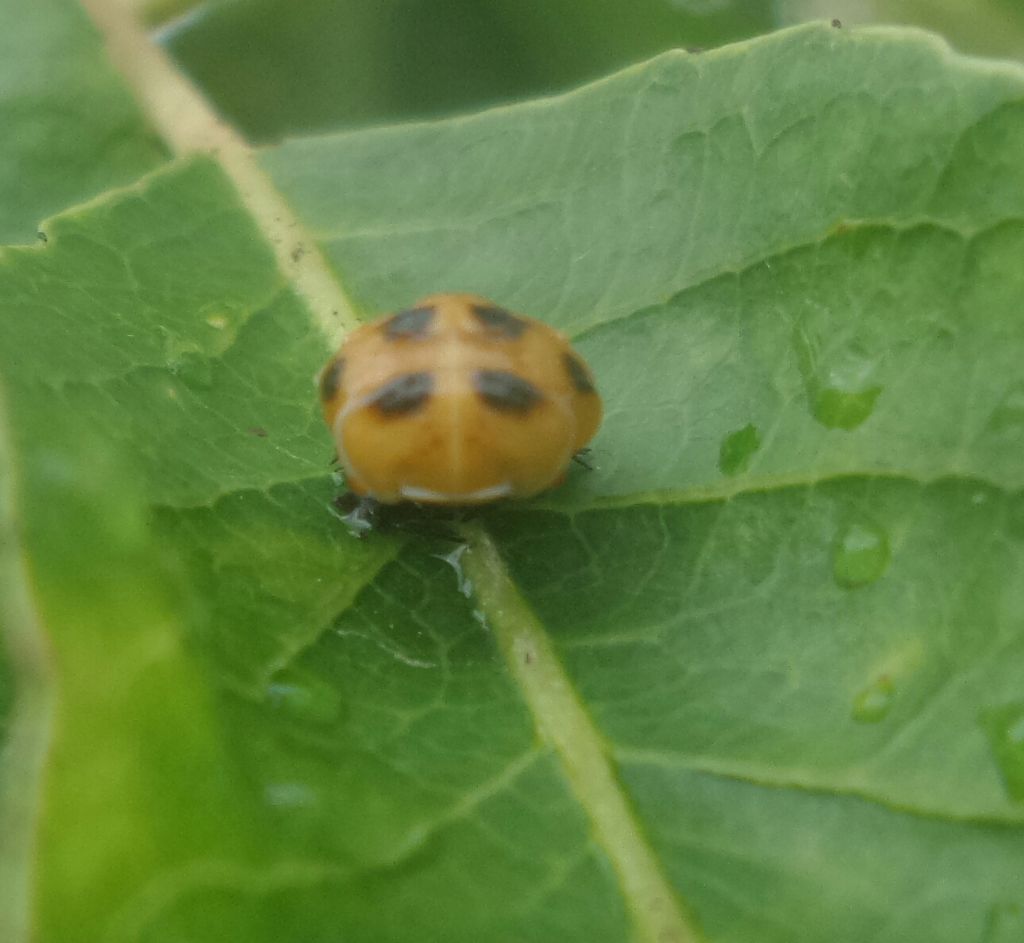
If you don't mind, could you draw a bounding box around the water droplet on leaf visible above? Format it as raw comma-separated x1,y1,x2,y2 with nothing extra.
980,702,1024,804
833,518,890,588
264,782,318,809
813,385,881,430
266,668,343,725
851,675,895,723
793,328,882,430
718,423,761,476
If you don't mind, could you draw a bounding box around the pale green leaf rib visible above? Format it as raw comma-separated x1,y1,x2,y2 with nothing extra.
461,520,701,943
105,858,354,943
78,0,359,345
543,474,1024,518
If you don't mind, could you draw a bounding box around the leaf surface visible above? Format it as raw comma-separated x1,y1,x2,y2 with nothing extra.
1,16,1023,943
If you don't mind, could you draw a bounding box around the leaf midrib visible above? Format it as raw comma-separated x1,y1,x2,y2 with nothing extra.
460,520,701,943
77,0,359,348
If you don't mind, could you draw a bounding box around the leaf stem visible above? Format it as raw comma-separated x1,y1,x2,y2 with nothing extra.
459,519,702,943
77,0,358,347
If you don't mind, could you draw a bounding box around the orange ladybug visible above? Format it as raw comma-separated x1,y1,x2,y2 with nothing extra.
318,293,602,504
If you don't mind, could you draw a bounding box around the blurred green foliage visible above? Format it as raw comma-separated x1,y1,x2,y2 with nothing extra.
160,0,1024,143
160,0,775,141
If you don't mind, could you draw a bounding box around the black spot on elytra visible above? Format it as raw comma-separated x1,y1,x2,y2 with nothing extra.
474,370,543,414
385,306,435,339
563,352,596,394
319,357,344,402
369,372,434,416
471,303,528,338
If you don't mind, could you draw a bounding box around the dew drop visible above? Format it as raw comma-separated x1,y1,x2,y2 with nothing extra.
266,668,343,726
813,385,881,431
833,518,890,589
851,675,895,723
793,328,882,430
263,782,318,809
980,701,1024,804
981,902,1024,943
718,423,761,476
987,382,1024,436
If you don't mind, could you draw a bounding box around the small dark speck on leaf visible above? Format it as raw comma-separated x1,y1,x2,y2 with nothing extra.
36,231,48,243
524,650,534,664
686,45,704,54
248,427,268,438
291,243,305,262
831,18,842,27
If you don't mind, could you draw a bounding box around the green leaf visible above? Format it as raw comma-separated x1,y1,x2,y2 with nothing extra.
263,26,1024,497
0,0,166,243
3,16,1024,943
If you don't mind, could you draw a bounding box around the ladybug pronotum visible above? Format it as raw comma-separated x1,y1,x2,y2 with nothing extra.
318,293,602,504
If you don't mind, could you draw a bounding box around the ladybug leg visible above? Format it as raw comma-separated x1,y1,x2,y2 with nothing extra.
571,448,594,471
330,492,379,538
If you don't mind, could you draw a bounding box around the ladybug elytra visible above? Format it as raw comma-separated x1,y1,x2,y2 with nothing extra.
318,293,602,504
